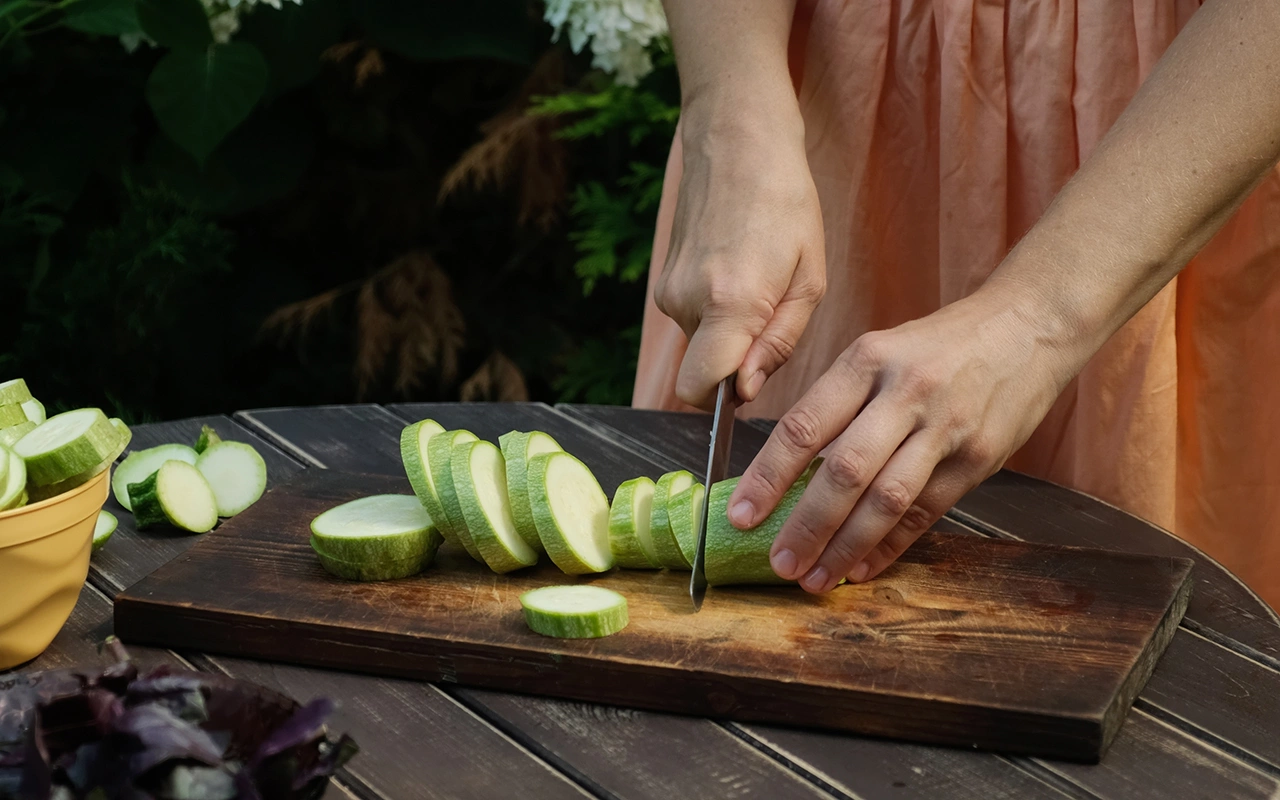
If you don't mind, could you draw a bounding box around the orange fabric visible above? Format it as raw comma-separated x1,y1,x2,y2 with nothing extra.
633,0,1280,610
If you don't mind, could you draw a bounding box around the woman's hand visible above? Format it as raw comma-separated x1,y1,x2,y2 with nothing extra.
654,93,826,410
726,282,1085,592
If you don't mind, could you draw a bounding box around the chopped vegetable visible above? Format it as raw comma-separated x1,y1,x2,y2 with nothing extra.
0,446,25,511
194,424,222,454
498,430,562,552
452,440,538,573
196,440,268,517
128,460,218,533
113,444,199,511
527,451,613,574
608,476,660,569
310,494,442,581
428,429,483,561
93,510,118,552
649,470,695,569
704,460,822,586
520,585,629,638
13,408,121,487
666,481,706,566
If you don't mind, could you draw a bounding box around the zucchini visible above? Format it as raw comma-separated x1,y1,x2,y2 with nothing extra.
498,430,562,552
309,494,442,580
649,470,695,569
92,510,118,552
195,440,267,516
0,379,32,405
27,423,131,503
0,447,26,511
527,451,613,574
0,421,36,448
666,482,706,566
452,440,538,573
520,585,629,638
22,398,45,425
427,429,483,561
0,404,27,428
127,460,218,533
112,444,199,511
14,408,122,487
399,419,456,546
607,476,660,569
704,460,822,586
193,424,222,455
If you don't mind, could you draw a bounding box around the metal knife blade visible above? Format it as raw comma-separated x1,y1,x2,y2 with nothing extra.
690,376,736,611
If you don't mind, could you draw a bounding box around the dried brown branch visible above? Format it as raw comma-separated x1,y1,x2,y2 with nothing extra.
459,351,529,403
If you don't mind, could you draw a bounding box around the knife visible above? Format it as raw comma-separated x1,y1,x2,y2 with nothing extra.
690,376,737,612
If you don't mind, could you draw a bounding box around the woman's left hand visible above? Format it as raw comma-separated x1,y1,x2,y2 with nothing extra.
726,281,1085,592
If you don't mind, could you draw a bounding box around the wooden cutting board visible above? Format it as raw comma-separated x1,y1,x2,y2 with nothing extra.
114,469,1192,762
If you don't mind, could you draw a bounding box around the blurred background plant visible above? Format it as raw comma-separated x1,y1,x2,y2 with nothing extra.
0,0,677,422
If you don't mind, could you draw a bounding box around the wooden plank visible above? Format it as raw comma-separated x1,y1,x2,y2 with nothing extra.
237,404,838,800
92,415,304,594
562,406,1280,662
1037,713,1280,799
95,415,591,800
115,466,1191,762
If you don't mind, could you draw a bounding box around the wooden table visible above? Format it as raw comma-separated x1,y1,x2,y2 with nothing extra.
8,403,1280,800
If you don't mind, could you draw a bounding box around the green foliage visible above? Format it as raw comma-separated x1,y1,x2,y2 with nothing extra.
0,0,680,417
146,42,269,164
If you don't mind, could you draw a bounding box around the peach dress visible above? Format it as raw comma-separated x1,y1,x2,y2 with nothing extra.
632,0,1280,610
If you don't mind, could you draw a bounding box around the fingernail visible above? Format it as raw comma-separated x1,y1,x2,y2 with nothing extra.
849,562,871,583
771,548,797,578
802,566,830,592
729,500,755,527
744,370,766,400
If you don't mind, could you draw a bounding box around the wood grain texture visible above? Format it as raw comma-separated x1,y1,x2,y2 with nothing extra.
564,406,1280,661
234,404,839,800
94,415,593,800
115,467,1191,762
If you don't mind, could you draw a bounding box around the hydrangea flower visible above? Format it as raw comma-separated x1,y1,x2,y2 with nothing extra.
544,0,668,87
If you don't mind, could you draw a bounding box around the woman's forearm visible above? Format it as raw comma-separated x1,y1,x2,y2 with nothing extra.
988,0,1280,360
661,0,799,133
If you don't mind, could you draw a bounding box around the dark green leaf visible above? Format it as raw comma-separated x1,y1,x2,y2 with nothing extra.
351,0,534,63
137,0,211,50
237,0,341,95
63,0,140,36
146,43,268,164
0,1,27,22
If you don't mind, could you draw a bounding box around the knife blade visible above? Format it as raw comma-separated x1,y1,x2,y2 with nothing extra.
690,376,736,611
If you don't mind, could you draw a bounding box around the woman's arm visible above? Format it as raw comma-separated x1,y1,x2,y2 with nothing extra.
728,0,1280,592
655,0,827,409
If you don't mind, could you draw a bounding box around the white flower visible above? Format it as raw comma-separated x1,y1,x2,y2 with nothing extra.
544,0,668,86
202,0,305,44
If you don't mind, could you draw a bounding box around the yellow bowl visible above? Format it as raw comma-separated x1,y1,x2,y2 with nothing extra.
0,467,108,670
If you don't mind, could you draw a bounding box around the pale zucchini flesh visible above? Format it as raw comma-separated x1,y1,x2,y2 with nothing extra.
428,429,483,561
309,494,443,573
22,398,45,425
0,448,26,511
26,423,131,503
93,510,118,552
527,452,613,574
520,585,629,638
607,477,660,569
14,408,122,487
452,440,537,573
498,430,562,552
667,482,706,566
127,460,218,533
195,440,267,516
649,470,695,569
112,444,199,511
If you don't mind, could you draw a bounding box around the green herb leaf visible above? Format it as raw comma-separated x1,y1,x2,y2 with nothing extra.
146,42,268,164
64,0,141,37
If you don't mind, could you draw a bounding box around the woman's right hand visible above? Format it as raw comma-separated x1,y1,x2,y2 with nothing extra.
654,89,827,410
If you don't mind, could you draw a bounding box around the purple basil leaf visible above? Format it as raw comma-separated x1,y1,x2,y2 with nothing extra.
38,688,124,756
18,709,51,800
127,676,210,724
113,705,225,776
232,769,263,800
249,699,332,766
153,764,238,800
0,685,38,750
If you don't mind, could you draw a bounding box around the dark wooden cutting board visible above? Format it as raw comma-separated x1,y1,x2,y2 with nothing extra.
114,469,1192,762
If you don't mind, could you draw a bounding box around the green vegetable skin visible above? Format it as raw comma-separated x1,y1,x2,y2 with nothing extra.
427,429,484,561
452,440,538,573
520,585,629,638
666,482,705,566
128,460,218,533
310,494,443,581
607,476,660,569
704,460,822,586
14,408,121,487
498,430,561,552
649,470,695,569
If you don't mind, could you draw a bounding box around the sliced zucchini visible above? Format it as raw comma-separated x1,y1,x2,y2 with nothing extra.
520,585,629,638
527,452,613,575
